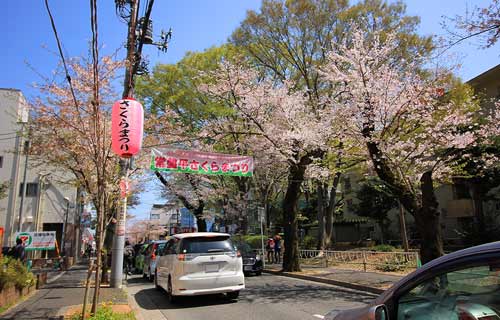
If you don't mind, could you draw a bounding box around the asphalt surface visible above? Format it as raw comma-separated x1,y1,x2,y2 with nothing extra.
126,273,378,320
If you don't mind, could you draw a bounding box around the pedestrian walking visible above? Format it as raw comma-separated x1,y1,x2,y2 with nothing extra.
266,237,275,263
85,243,92,259
124,240,135,275
274,234,282,264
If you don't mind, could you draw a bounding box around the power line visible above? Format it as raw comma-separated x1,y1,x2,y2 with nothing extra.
44,0,80,110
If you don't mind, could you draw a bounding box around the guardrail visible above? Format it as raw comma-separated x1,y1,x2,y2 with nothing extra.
256,249,420,272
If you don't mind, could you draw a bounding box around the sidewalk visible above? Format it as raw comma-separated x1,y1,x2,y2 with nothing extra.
0,263,128,320
264,263,404,294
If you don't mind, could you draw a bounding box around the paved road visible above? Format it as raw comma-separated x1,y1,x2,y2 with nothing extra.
126,273,377,320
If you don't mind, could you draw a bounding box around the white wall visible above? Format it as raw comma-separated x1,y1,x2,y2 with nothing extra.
0,89,79,249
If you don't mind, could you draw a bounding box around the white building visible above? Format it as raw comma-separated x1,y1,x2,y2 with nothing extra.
0,88,80,257
150,203,180,235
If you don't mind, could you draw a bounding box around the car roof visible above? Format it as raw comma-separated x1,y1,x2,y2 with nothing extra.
173,232,231,239
417,241,500,273
377,241,500,302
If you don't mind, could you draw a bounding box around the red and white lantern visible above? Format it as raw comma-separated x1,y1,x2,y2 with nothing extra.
111,98,144,158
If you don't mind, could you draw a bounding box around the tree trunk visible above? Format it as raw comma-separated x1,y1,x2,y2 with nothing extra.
316,183,326,250
378,221,385,244
101,223,114,284
282,163,306,272
469,181,485,241
193,204,206,232
234,176,251,235
197,217,207,232
415,171,444,264
91,201,105,314
325,173,341,248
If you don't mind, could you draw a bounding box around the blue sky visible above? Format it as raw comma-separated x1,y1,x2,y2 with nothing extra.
3,0,499,220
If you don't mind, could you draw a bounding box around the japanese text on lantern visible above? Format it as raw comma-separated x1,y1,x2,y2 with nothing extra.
119,100,130,152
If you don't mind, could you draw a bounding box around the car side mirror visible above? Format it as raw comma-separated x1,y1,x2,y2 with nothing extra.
374,305,388,320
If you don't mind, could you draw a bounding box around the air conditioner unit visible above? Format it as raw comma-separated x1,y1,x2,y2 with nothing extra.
24,216,34,223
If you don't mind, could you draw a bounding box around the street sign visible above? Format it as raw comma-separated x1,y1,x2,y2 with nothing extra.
15,231,56,251
151,148,254,177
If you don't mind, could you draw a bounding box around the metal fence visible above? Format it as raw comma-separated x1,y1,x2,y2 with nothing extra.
257,249,420,272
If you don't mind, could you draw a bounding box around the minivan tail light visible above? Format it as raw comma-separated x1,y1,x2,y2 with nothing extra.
177,253,195,261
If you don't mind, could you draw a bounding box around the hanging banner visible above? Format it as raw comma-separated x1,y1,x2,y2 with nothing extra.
151,148,254,177
15,231,57,251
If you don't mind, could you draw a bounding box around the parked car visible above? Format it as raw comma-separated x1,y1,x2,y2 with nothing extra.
325,241,500,320
235,241,263,276
143,240,169,281
155,232,245,303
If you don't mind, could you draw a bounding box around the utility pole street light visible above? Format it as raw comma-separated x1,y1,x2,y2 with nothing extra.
62,197,70,257
110,0,171,288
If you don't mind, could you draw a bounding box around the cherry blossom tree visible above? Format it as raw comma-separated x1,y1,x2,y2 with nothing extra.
199,62,340,271
446,0,500,48
321,29,500,263
29,54,140,303
127,219,168,242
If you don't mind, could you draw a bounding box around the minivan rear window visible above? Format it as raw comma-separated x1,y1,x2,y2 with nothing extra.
180,236,235,254
155,242,167,254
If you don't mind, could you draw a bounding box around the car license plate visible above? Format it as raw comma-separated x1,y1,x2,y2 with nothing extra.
205,263,219,273
244,266,253,271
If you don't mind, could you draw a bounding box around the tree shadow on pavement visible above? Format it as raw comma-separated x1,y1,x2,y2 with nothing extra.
126,276,150,285
242,274,377,305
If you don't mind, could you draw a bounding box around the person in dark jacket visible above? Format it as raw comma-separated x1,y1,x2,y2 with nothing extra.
12,238,26,262
124,240,135,274
273,235,282,264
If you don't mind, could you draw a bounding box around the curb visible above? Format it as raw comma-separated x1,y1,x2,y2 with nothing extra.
123,281,144,320
264,269,384,295
0,286,38,317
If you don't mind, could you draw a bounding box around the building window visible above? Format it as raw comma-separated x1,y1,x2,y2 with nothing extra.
19,183,38,197
151,213,160,220
0,156,3,168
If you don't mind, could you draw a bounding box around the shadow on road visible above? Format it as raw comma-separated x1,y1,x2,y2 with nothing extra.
133,287,238,310
127,276,150,285
241,274,376,305
128,273,375,312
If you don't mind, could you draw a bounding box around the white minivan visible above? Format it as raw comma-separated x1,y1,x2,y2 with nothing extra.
155,232,245,302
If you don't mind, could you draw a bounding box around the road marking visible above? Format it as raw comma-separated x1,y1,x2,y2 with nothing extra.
313,314,325,319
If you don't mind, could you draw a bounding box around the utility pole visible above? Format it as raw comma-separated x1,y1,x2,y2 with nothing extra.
110,0,139,289
111,0,170,288
62,197,70,257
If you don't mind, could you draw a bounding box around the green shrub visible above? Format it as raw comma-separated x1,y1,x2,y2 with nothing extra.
376,261,403,272
70,304,135,320
0,257,35,290
300,236,317,250
371,244,396,252
375,258,413,272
